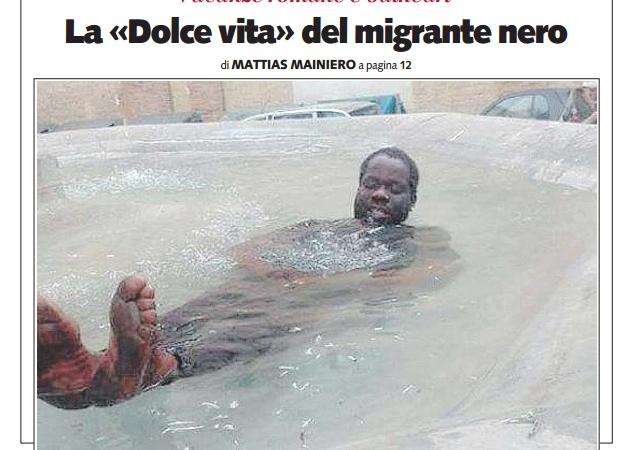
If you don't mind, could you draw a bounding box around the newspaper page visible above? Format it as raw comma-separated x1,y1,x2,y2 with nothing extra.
5,0,618,448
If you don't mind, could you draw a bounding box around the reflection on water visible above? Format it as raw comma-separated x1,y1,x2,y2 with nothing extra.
37,120,597,449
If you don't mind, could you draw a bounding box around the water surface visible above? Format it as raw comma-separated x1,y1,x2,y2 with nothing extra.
37,115,597,449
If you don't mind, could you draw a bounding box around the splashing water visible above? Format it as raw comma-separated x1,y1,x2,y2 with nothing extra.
259,222,408,274
62,168,208,199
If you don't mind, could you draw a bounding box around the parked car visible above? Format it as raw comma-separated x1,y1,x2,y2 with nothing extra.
317,94,406,114
481,87,597,123
242,101,379,122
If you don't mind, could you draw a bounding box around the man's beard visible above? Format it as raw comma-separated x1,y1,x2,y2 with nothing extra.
353,195,409,225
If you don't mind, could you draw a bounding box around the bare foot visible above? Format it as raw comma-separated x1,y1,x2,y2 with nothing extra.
37,275,178,408
100,275,177,398
37,296,101,395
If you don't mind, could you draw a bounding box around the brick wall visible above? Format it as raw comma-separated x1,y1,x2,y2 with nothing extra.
183,82,225,121
37,81,123,127
118,81,174,119
37,80,293,128
223,81,294,114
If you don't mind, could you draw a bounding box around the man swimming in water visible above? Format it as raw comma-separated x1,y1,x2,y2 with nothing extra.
354,146,418,225
38,147,457,409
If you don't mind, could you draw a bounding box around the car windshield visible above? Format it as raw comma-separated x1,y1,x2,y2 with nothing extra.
485,95,533,118
273,112,314,120
318,110,347,118
349,104,379,116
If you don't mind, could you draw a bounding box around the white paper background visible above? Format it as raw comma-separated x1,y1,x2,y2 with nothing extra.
3,0,620,447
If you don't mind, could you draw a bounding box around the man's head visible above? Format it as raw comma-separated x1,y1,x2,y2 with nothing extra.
354,147,419,225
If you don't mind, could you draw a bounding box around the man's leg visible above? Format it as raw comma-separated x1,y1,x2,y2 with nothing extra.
38,275,178,409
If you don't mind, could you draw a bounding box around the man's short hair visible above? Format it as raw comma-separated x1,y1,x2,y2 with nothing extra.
359,147,419,204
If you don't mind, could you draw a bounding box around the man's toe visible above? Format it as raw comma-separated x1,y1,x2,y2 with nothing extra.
116,275,148,302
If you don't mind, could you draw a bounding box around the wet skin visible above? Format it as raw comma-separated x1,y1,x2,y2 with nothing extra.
38,276,178,409
37,154,459,409
354,155,416,225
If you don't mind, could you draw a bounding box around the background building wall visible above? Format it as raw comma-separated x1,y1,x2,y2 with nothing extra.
37,80,294,128
293,80,414,106
118,81,174,119
180,81,225,122
37,81,123,127
223,81,294,114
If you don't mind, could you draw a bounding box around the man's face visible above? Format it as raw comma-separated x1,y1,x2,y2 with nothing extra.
354,155,414,225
